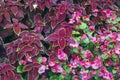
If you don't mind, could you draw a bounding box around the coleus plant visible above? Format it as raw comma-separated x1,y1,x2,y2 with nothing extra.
0,0,120,80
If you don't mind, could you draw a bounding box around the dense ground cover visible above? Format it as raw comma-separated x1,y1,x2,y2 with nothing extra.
0,0,120,80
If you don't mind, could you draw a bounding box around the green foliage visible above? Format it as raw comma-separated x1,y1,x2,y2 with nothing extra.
17,65,23,73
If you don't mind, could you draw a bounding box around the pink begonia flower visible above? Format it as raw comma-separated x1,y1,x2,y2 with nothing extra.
115,44,120,55
38,65,46,74
52,63,63,73
98,66,114,80
69,56,80,68
42,57,47,64
80,59,91,68
89,26,95,32
91,56,102,69
48,60,56,67
69,41,79,48
70,68,76,74
80,70,91,80
93,9,98,17
81,34,87,40
88,35,97,43
102,9,117,20
69,11,82,24
73,75,79,80
57,49,67,61
84,50,93,59
116,33,120,42
26,54,32,62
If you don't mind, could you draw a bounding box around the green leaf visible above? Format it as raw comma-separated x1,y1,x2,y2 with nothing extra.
63,65,70,74
84,28,93,35
59,74,65,80
94,76,102,80
116,17,120,22
50,75,58,80
74,36,81,42
72,31,80,35
17,65,23,73
111,17,120,24
64,75,72,80
37,57,42,63
112,53,118,60
76,22,88,30
101,54,109,60
83,37,90,44
70,48,79,53
112,69,117,74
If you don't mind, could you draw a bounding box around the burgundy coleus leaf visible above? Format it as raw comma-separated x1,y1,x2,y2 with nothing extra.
17,23,28,29
0,14,3,23
57,13,66,21
59,38,66,49
34,14,42,25
38,2,45,10
7,70,15,78
32,62,40,67
51,20,57,29
10,6,18,16
59,28,66,38
19,31,29,37
5,23,13,28
9,53,17,64
16,10,24,18
3,64,15,71
6,1,23,6
30,48,39,57
53,40,59,47
14,72,22,80
18,51,25,60
23,64,32,72
22,45,34,52
45,0,51,8
6,47,13,55
4,12,10,22
28,68,39,80
58,5,66,14
45,33,59,41
21,37,30,44
35,26,43,33
2,75,9,80
13,26,21,35
66,27,72,37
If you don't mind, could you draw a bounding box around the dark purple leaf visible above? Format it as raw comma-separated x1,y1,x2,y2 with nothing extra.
18,23,28,29
16,10,24,18
23,64,32,71
59,28,66,38
23,45,33,52
59,38,66,49
45,33,59,41
39,3,45,10
9,53,17,64
6,47,13,55
45,0,51,8
28,68,39,80
4,12,10,22
18,51,25,60
11,6,18,15
7,70,15,78
13,26,21,35
33,62,40,67
3,64,15,71
5,23,13,28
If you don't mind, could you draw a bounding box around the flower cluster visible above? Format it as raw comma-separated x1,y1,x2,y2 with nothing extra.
0,0,120,80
